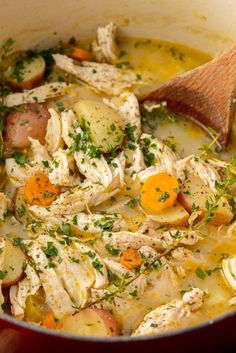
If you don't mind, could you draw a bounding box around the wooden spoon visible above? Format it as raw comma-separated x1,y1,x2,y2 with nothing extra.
142,43,236,148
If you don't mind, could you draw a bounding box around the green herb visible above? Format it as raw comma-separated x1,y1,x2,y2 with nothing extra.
115,61,132,69
158,192,170,202
126,198,139,208
105,244,120,256
42,160,50,168
13,237,23,246
11,151,28,166
17,205,26,218
118,50,127,58
0,271,5,280
44,191,54,198
84,251,96,259
125,124,137,142
20,119,29,126
92,258,103,272
43,242,58,258
134,39,151,48
195,267,206,279
73,215,78,225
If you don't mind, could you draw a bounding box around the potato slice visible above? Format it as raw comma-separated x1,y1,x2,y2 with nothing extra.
6,55,46,90
179,175,233,225
74,100,124,152
61,308,119,337
5,103,50,149
14,187,34,225
2,238,26,288
148,202,189,226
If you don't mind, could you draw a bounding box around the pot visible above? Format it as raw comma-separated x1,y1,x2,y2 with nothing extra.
1,0,236,352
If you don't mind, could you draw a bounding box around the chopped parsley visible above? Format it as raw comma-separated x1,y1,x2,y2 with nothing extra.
11,151,28,166
43,242,58,258
158,192,170,202
195,267,206,279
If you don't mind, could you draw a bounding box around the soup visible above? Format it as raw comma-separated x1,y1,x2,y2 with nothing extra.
0,22,236,337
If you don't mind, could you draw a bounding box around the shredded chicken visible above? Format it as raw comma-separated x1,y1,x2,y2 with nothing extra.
4,83,70,107
10,263,41,320
133,288,204,336
104,92,142,139
92,22,118,62
53,54,138,95
140,134,179,176
45,108,64,155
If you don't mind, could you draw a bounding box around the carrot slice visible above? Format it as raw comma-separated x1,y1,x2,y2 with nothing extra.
140,172,179,215
23,173,60,206
42,313,57,329
67,47,92,61
120,249,142,271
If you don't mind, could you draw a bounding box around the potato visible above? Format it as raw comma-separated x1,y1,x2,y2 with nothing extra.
61,308,119,337
148,202,189,226
6,55,46,90
5,103,50,149
74,100,124,152
2,238,26,288
179,175,233,225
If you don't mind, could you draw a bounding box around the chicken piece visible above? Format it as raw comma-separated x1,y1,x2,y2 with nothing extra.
9,263,41,320
29,138,51,164
137,220,200,248
74,152,113,188
102,231,163,252
133,288,204,336
176,155,221,191
66,213,125,233
53,54,137,96
45,108,64,155
36,235,95,308
4,82,70,107
104,258,135,278
24,240,75,319
61,109,81,148
5,158,34,184
104,92,142,139
138,246,159,270
73,242,108,289
171,247,194,261
30,181,120,216
49,149,80,187
125,145,146,178
92,22,118,62
138,165,167,182
140,134,179,176
0,238,5,313
0,193,10,218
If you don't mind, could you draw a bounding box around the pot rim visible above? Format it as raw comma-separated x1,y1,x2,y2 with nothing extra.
1,307,236,343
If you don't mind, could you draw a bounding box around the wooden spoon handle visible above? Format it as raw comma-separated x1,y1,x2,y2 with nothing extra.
144,43,236,147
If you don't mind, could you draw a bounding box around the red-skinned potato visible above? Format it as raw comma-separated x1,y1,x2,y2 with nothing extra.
2,238,26,288
5,103,50,149
61,308,119,337
179,175,233,225
6,55,46,91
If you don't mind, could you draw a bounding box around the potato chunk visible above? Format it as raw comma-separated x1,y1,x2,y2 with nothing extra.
5,103,50,149
74,100,124,152
61,308,119,337
2,238,26,288
6,55,46,90
179,175,233,225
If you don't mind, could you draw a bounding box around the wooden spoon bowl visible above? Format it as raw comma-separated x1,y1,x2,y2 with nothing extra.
142,43,236,148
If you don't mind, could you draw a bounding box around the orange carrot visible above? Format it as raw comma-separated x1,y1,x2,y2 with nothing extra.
23,173,60,206
140,172,179,215
42,313,57,329
67,47,92,61
120,249,142,271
